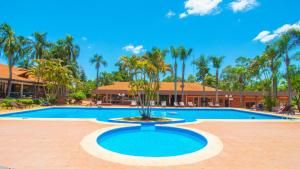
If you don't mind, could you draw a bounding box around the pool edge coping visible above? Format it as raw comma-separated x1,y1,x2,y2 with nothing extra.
80,125,223,166
0,106,299,124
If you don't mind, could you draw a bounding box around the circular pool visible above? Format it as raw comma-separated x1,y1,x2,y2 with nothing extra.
81,126,223,166
97,125,208,157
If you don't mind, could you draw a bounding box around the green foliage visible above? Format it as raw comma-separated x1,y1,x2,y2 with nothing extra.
70,91,86,100
263,96,276,112
1,98,17,107
186,74,197,82
99,72,114,86
17,99,34,105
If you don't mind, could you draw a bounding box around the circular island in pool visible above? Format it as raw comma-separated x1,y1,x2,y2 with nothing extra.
81,125,223,166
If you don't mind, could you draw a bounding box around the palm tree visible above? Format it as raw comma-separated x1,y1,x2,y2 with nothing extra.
179,47,193,103
210,55,225,105
193,54,209,106
275,29,300,105
32,32,49,97
261,45,281,103
64,35,80,64
0,24,31,97
170,46,180,104
90,54,107,87
143,48,171,104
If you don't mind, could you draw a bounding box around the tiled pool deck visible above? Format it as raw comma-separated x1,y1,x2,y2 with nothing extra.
0,117,300,169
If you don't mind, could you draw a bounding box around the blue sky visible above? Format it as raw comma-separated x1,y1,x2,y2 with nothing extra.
1,0,299,80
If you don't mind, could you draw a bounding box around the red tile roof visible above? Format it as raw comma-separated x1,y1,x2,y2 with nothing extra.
96,82,217,92
0,64,38,83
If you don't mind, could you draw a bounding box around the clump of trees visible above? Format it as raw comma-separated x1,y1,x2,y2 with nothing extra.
120,48,171,120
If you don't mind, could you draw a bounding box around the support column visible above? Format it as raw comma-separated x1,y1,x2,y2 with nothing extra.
105,94,108,103
20,83,24,97
168,94,171,105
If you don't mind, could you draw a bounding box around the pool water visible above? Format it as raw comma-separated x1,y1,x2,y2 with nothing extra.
97,126,208,157
0,107,286,122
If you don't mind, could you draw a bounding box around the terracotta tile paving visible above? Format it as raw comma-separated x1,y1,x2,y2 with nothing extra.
0,120,299,169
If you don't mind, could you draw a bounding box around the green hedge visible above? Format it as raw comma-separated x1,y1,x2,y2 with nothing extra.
70,92,86,100
1,98,36,108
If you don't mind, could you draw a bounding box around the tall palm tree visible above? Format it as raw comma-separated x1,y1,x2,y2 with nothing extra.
32,32,49,97
64,35,80,64
0,24,31,97
170,46,180,103
90,54,107,87
179,47,193,103
275,29,300,105
193,54,209,106
261,45,281,103
143,48,171,104
210,55,225,105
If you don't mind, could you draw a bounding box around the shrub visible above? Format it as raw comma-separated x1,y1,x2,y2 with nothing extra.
263,96,276,112
17,99,34,105
70,91,86,100
1,98,17,107
33,99,42,105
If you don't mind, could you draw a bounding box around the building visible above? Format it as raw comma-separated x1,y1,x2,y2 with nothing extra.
93,82,289,108
0,64,44,98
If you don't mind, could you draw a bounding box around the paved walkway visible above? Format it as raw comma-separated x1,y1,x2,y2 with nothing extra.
0,120,299,169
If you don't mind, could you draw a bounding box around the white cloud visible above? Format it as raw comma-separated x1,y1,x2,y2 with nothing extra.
122,45,145,54
180,0,222,18
166,10,176,18
179,13,188,19
253,21,300,43
253,31,270,41
82,36,88,41
229,0,258,12
87,46,92,49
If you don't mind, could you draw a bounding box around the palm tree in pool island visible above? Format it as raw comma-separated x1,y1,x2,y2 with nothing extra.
170,46,180,104
210,55,225,105
90,54,107,87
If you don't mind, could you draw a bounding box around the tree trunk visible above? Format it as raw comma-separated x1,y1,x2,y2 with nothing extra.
215,68,219,104
286,51,292,105
239,88,243,108
96,67,99,87
202,79,206,107
174,61,177,103
271,59,278,105
6,61,13,98
181,61,185,102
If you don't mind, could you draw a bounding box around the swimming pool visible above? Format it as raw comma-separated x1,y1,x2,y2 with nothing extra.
97,125,208,157
0,107,288,122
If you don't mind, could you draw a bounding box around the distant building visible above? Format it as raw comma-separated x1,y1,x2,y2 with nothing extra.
0,64,44,98
94,82,289,108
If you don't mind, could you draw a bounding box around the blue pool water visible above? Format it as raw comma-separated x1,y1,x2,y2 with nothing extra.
97,126,208,157
0,107,287,122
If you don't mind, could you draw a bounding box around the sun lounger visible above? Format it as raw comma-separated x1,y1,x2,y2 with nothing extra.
81,100,93,106
277,105,294,115
187,102,194,107
174,102,179,107
12,102,25,109
96,101,102,107
130,100,137,106
179,102,185,107
161,101,167,107
41,101,51,106
150,100,155,107
208,102,214,107
214,103,220,107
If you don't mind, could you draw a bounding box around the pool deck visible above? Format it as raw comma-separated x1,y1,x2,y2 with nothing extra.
0,118,300,169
